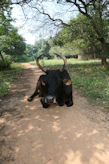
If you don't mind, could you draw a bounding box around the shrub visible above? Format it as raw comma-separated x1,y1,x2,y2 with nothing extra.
0,77,11,97
15,54,34,62
0,63,24,97
0,53,13,70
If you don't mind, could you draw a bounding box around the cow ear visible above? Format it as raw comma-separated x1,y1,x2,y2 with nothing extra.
41,80,46,86
63,79,72,86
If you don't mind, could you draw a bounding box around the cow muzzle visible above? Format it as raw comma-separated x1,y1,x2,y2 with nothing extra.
45,96,56,104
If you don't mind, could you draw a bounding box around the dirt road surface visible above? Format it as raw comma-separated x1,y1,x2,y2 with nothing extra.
0,64,109,164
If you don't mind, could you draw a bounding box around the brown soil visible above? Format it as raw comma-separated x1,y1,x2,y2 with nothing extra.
0,64,109,164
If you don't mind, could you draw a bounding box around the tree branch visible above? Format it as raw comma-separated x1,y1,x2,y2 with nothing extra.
27,4,70,27
0,0,31,6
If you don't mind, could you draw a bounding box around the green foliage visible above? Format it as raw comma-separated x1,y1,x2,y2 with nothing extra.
6,28,26,56
49,43,79,57
0,53,13,70
26,44,34,57
31,58,101,68
15,54,33,62
100,46,109,58
51,13,108,59
0,4,26,66
0,78,11,97
0,63,24,97
33,39,51,59
0,26,26,58
70,65,109,109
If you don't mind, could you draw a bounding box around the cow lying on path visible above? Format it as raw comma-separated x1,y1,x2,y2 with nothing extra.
28,54,74,108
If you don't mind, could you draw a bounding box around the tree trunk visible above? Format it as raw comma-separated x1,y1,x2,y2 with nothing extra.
100,38,108,65
101,57,107,65
0,51,6,63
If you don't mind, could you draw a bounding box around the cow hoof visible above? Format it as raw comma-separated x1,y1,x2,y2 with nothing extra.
27,97,33,102
66,101,74,107
40,99,49,108
43,104,50,108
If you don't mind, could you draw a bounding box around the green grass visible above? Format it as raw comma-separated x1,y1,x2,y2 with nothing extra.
31,58,109,110
30,58,101,67
70,65,109,109
0,63,24,97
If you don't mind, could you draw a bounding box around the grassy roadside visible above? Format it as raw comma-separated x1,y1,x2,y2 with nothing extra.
30,59,109,110
0,63,24,98
30,58,101,66
69,64,109,111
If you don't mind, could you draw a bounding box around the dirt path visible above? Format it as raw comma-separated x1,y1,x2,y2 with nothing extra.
0,64,109,164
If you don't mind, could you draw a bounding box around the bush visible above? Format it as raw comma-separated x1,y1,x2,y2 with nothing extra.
15,54,34,62
0,77,11,97
49,45,79,57
0,63,24,97
0,54,13,70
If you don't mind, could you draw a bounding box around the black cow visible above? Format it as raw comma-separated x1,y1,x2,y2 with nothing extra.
28,54,74,108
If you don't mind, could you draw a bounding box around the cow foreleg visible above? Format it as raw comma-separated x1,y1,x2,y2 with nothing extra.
28,80,40,102
65,92,74,107
56,96,65,106
63,82,74,107
40,98,50,108
28,87,39,102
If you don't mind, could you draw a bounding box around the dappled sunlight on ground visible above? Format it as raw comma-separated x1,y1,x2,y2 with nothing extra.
65,150,82,164
0,64,109,164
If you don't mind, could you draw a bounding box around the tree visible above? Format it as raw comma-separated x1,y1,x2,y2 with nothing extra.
0,3,26,65
35,0,109,64
51,14,102,59
3,27,26,56
26,44,34,57
0,2,12,64
1,0,109,64
62,0,109,64
33,39,51,59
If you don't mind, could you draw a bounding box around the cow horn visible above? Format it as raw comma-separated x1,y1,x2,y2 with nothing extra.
54,53,67,70
36,54,46,73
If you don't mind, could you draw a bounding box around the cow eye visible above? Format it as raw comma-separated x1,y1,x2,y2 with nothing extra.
41,81,46,86
63,79,72,86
